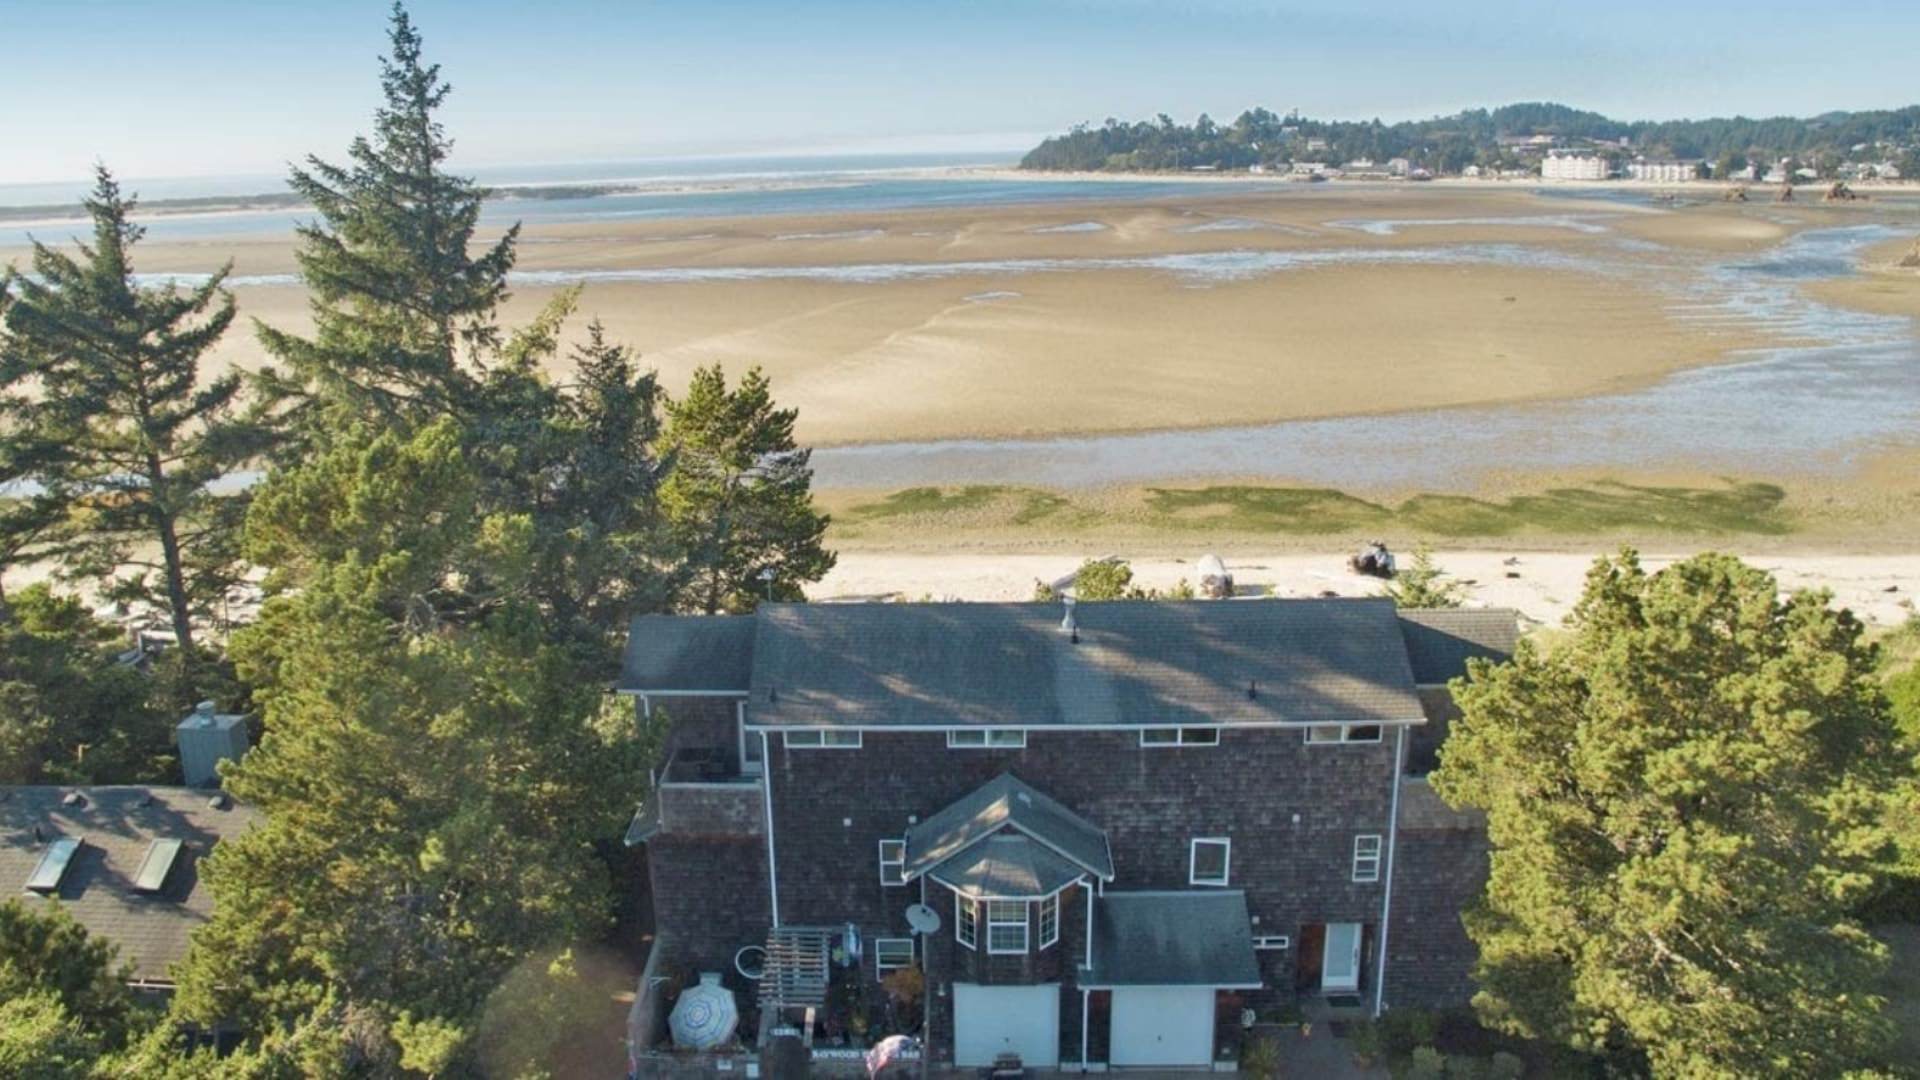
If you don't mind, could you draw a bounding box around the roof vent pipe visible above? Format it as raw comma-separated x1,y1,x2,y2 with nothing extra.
1060,597,1079,644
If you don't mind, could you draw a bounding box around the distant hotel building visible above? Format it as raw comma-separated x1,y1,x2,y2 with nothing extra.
1627,159,1698,182
1541,150,1608,181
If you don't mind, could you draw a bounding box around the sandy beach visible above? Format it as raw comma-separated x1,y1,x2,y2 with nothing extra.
812,548,1920,630
10,185,1902,448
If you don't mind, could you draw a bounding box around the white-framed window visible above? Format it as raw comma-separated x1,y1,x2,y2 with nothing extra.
947,729,1027,749
986,900,1029,954
1304,724,1383,745
874,937,915,973
786,730,863,749
878,839,906,886
1190,837,1231,886
1253,935,1291,951
956,894,978,950
1352,834,1383,883
1140,727,1221,747
1038,892,1060,949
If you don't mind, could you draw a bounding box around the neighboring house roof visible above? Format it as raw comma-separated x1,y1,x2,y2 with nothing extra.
904,773,1113,882
0,786,261,985
746,598,1426,728
930,833,1087,899
1083,890,1262,988
1396,609,1520,685
620,615,755,693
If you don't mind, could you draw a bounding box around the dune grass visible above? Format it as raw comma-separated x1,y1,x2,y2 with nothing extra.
828,478,1801,545
1141,481,1790,537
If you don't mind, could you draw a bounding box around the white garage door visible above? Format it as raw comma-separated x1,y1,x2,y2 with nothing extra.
1110,986,1216,1067
953,983,1060,1067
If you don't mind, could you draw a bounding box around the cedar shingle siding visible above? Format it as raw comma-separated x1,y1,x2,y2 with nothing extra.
625,600,1512,1060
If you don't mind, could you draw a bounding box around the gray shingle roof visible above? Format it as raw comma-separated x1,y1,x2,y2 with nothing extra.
620,616,754,693
0,786,260,984
1084,890,1262,988
1396,609,1519,684
904,773,1113,881
930,833,1087,898
746,599,1423,728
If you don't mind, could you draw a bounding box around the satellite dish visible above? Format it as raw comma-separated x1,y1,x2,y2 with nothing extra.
905,903,942,935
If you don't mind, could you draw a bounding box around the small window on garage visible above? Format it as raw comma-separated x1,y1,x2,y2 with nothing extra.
1352,834,1383,883
878,839,906,886
1190,837,1230,886
874,937,915,972
986,900,1029,954
1252,935,1290,951
1038,892,1060,949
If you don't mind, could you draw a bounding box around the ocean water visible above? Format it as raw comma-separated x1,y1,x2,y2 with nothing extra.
0,152,1277,247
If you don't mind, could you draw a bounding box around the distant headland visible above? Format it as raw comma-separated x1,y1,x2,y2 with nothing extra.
1019,101,1920,182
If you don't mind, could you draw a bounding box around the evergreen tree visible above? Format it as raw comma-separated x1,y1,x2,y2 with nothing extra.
659,364,835,613
0,168,255,683
254,2,516,428
0,900,137,1050
172,421,659,1062
1431,550,1907,1077
0,585,171,784
0,283,69,609
1382,543,1466,608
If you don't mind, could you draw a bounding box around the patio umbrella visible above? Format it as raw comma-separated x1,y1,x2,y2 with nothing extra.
669,973,739,1050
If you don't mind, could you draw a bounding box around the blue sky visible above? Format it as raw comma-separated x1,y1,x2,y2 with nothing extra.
1,0,1913,186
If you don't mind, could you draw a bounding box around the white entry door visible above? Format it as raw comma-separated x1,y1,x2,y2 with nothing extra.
1322,922,1362,991
953,983,1060,1067
1110,986,1216,1067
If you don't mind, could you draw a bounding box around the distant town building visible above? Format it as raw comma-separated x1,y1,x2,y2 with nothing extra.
1541,149,1608,181
1626,159,1698,183
1290,162,1330,176
1388,157,1412,176
1305,136,1329,152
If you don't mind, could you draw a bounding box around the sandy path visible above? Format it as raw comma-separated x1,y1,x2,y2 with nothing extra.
811,549,1920,629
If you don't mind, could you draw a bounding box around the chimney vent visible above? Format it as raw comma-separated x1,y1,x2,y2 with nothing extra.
1060,597,1079,644
1247,680,1258,700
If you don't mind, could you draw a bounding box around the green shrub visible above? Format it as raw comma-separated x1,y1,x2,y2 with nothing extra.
1408,1046,1447,1080
1240,1036,1281,1080
1345,1017,1382,1064
1445,1054,1489,1079
1380,1009,1441,1057
1489,1051,1524,1079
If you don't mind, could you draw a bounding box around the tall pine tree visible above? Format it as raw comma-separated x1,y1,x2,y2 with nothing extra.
1432,550,1907,1076
1,168,255,681
255,2,517,428
659,364,835,613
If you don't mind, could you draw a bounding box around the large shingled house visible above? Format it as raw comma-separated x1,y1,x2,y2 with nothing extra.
621,598,1513,1069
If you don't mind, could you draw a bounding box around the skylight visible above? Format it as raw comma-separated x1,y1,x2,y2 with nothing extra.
26,837,81,893
133,838,184,894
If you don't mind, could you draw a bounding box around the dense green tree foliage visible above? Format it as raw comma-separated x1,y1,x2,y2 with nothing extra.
1020,102,1920,174
0,585,173,783
1432,551,1909,1077
0,170,256,681
660,364,834,613
0,900,138,1050
172,420,659,1064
